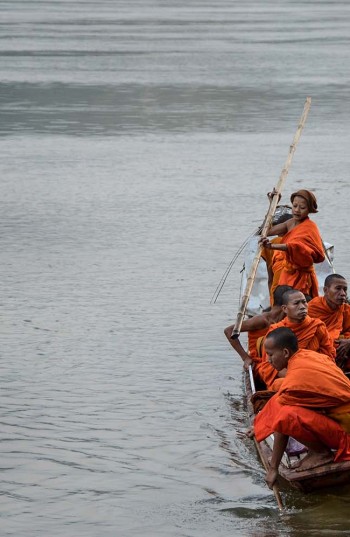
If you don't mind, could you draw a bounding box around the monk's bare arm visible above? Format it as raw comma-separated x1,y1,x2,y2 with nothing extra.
260,236,288,251
265,221,289,237
225,315,268,336
265,432,289,489
228,336,253,369
224,316,269,368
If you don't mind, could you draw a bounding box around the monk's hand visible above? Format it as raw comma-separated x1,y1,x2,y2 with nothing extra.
243,357,254,371
335,339,350,363
259,236,272,249
265,467,278,490
267,188,282,202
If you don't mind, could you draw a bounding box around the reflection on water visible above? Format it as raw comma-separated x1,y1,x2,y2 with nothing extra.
1,1,350,536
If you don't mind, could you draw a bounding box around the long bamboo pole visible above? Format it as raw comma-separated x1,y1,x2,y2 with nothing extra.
231,97,312,338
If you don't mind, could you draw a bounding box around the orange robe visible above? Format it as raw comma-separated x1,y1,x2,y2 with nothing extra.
270,250,286,303
308,296,350,342
277,218,324,298
248,327,268,364
254,315,335,389
254,397,350,462
254,349,350,461
261,237,286,305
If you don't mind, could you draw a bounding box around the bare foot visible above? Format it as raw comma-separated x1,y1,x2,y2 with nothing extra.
292,451,333,472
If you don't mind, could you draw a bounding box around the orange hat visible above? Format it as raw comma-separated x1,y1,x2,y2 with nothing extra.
290,189,318,213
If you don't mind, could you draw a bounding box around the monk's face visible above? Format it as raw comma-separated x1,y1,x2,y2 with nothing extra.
292,195,309,222
324,278,348,309
282,291,308,322
264,338,290,370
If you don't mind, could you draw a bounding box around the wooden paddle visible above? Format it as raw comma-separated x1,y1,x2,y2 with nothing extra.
235,98,311,511
231,97,312,338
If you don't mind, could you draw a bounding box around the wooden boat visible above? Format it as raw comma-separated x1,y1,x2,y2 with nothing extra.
240,221,350,496
229,98,350,503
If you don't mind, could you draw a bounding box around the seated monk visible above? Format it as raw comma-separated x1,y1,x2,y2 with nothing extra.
308,274,350,371
254,289,335,390
224,285,293,370
259,189,325,299
250,327,350,489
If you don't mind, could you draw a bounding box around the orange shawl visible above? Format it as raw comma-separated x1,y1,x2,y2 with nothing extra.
278,349,350,408
254,315,335,389
278,217,324,297
308,296,350,342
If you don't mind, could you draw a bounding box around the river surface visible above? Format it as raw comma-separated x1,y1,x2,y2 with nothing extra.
1,1,350,536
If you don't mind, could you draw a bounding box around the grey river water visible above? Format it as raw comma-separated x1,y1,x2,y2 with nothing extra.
1,1,350,535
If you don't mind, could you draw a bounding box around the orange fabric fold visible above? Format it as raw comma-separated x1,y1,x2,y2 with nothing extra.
277,349,350,408
261,238,286,305
270,250,286,301
254,315,335,389
277,217,325,297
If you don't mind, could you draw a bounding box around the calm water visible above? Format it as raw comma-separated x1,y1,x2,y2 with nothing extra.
1,1,350,536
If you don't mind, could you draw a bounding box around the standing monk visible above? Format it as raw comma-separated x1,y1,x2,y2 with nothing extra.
259,190,324,298
254,289,335,390
308,274,350,370
250,327,350,489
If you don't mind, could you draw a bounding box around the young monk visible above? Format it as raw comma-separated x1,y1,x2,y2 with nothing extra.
254,289,335,390
224,285,293,370
259,189,325,298
250,327,350,489
308,274,350,370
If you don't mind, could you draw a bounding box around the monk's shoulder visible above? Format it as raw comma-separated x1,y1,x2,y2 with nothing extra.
308,296,322,308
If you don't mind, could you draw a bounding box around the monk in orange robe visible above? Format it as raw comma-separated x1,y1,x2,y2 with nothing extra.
259,189,324,298
254,289,335,390
224,285,292,369
250,327,350,489
308,274,350,370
